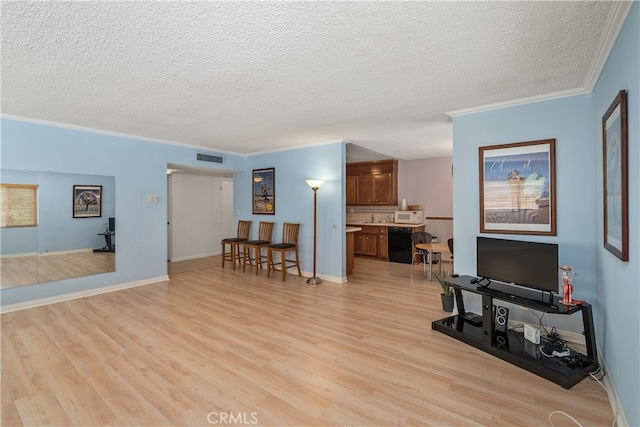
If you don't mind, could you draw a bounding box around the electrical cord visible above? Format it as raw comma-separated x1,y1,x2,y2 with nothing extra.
547,364,616,427
540,328,568,358
533,311,549,336
549,410,584,427
589,366,606,382
588,368,617,427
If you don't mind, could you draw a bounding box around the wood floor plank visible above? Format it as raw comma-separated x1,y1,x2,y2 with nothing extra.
1,256,615,426
1,368,24,426
12,387,72,426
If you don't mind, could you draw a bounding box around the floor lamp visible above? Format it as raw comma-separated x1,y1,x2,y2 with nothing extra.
305,179,325,285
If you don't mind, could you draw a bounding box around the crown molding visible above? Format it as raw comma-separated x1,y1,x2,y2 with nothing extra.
244,138,344,157
445,87,589,117
446,1,633,118
583,1,634,91
0,114,240,156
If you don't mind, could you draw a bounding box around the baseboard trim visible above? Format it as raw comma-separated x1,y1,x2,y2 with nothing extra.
300,270,346,284
0,275,170,314
170,252,218,262
596,343,628,427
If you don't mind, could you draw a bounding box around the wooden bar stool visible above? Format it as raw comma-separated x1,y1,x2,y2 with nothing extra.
221,220,251,269
242,221,275,275
267,223,301,282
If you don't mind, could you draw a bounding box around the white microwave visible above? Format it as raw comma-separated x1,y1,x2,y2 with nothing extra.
394,210,423,224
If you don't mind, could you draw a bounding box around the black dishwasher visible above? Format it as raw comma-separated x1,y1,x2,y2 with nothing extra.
388,227,413,263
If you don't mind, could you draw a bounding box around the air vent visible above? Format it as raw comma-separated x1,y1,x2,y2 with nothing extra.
197,153,224,163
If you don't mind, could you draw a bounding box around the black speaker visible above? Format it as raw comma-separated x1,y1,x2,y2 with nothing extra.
494,305,509,333
494,330,509,351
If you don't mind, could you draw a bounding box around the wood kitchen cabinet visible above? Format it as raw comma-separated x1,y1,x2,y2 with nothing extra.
354,226,388,260
345,175,357,205
346,160,398,206
354,232,378,257
378,229,388,259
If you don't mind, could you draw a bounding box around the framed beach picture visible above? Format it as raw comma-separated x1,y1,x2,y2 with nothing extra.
479,139,556,236
252,168,275,215
73,185,102,218
602,90,628,261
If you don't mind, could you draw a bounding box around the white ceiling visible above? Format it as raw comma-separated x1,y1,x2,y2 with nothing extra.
1,1,629,161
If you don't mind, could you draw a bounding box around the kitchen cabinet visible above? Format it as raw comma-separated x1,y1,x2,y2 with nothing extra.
378,230,388,259
346,227,360,276
372,173,395,205
346,160,398,206
346,175,357,205
354,225,388,260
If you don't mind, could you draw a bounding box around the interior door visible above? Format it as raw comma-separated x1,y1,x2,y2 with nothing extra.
220,180,234,240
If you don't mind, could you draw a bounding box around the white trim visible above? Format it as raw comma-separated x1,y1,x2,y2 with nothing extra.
170,252,219,263
0,114,237,156
596,342,628,427
0,275,169,314
445,87,589,117
583,1,634,91
446,0,633,119
244,138,344,157
0,114,343,157
299,270,346,285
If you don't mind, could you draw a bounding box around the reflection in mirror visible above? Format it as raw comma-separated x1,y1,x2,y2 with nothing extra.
0,170,115,288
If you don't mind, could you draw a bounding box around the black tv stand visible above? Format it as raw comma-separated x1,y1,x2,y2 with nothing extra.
459,312,483,327
432,275,598,389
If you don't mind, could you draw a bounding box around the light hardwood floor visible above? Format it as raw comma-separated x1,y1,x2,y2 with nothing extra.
2,257,613,426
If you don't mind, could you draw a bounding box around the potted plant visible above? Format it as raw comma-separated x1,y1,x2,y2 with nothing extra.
435,274,454,312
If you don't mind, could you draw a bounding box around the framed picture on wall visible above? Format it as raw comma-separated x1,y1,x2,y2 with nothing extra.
479,139,556,235
252,168,275,215
602,90,628,261
73,185,102,218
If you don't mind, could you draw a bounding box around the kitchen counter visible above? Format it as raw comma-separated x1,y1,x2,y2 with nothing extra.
347,222,426,228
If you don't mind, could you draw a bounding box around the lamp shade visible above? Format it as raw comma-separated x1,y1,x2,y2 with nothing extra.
305,179,325,190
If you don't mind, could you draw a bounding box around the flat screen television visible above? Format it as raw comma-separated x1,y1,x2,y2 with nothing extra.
477,236,558,294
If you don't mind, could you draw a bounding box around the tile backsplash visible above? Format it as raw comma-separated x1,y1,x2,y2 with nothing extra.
346,205,425,224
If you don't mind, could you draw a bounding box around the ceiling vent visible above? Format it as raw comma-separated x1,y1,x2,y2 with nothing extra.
197,153,224,163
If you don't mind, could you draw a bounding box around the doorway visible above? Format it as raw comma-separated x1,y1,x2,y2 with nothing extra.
166,164,234,263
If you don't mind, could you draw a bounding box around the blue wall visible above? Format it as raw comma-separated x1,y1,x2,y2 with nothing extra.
1,118,346,304
592,3,639,426
452,4,639,424
1,118,245,305
453,94,596,299
235,143,346,279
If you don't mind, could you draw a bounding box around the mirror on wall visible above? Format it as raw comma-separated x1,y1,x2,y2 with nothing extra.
0,169,116,289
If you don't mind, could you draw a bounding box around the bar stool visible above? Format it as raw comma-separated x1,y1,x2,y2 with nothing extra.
221,220,251,269
267,223,301,282
242,221,275,275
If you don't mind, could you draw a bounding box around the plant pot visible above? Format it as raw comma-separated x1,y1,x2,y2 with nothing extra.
441,293,454,312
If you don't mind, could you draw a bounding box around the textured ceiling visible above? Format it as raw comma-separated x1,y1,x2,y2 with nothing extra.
0,1,628,160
